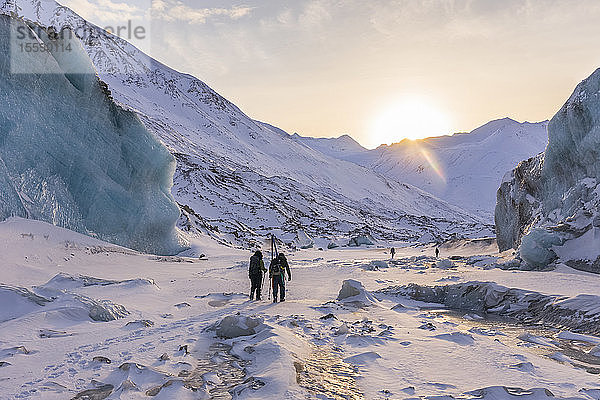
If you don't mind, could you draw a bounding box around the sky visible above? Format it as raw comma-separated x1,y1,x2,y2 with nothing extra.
61,0,600,148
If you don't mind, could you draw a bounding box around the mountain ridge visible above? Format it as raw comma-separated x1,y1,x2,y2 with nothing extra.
294,118,549,219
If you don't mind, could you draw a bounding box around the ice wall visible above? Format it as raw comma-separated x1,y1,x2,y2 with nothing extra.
0,15,185,255
495,68,600,271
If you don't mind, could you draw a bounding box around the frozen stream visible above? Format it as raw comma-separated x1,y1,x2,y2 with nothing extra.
427,308,600,375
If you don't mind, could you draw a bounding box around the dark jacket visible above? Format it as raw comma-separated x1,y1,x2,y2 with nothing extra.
276,254,291,280
249,254,266,277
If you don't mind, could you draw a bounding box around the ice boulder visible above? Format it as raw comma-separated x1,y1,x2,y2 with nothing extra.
337,280,377,307
294,229,314,249
214,314,264,339
433,259,456,269
495,68,600,271
519,228,564,269
0,15,185,255
347,234,375,247
360,260,389,270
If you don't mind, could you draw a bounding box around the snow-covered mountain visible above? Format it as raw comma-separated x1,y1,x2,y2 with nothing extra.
294,118,548,220
496,68,600,272
289,132,367,161
0,0,493,248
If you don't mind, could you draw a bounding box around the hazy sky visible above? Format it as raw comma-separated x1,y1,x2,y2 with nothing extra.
63,0,600,148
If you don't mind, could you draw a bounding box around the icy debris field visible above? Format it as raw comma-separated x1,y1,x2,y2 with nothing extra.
2,218,600,399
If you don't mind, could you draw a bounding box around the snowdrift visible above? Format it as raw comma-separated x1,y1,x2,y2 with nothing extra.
0,15,184,255
0,276,129,323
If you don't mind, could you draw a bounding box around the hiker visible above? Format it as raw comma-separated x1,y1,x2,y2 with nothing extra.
249,250,266,300
390,247,396,259
435,247,440,258
270,252,292,303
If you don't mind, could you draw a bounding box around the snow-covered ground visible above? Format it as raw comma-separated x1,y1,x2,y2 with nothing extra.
2,218,600,399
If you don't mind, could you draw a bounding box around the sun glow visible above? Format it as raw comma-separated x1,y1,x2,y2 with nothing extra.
368,97,451,148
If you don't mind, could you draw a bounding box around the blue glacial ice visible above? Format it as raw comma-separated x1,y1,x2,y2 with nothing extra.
0,15,185,255
496,68,600,270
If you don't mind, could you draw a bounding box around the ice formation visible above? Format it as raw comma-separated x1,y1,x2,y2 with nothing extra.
0,15,184,255
496,68,600,271
337,279,378,307
214,314,264,339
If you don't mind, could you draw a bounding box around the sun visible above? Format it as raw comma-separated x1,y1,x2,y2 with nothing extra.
368,97,451,148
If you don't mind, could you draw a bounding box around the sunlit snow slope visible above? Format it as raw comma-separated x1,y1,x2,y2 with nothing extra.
294,118,548,220
1,0,493,247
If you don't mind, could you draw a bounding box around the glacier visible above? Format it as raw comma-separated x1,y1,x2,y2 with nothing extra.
0,15,185,255
496,68,600,271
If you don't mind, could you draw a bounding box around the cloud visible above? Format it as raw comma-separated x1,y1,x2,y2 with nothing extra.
151,0,253,24
298,0,333,27
60,0,146,23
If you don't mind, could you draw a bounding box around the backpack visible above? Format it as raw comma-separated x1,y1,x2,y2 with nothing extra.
249,255,261,275
269,258,282,276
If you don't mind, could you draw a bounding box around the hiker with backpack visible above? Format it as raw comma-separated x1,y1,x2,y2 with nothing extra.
249,250,266,300
270,252,292,303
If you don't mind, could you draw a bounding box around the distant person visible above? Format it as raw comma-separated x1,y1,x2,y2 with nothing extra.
390,247,396,259
249,250,266,300
270,253,292,303
435,247,440,258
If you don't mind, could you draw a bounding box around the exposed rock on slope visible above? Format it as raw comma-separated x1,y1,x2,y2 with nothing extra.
495,68,600,271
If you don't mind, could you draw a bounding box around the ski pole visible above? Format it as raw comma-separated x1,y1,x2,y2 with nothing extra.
269,235,273,300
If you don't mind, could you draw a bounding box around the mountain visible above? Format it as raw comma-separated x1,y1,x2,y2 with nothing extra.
295,118,548,220
0,14,184,255
290,132,367,161
0,0,493,248
496,68,600,272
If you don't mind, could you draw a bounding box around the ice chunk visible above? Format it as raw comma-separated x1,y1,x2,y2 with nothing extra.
433,259,455,269
347,234,375,247
336,279,377,307
294,229,314,249
0,16,185,255
519,228,563,269
214,315,264,339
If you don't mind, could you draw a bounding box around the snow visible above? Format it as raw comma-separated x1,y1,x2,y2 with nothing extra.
2,2,600,399
554,228,600,263
1,218,600,399
0,14,184,255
